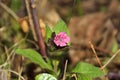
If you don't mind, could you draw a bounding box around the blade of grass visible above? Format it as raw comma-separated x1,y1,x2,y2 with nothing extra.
101,49,120,69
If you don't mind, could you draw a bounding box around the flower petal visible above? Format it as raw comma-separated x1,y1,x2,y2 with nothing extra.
54,32,70,47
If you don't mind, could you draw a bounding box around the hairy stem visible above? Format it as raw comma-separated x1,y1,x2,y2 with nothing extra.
29,0,47,57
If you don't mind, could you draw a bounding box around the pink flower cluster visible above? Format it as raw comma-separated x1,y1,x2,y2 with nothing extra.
54,32,70,47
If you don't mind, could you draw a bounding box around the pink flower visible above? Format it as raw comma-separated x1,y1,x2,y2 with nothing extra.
54,32,70,47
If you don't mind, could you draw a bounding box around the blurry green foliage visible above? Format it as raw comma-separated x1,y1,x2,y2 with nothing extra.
111,39,118,53
75,0,83,16
100,6,107,12
10,0,21,12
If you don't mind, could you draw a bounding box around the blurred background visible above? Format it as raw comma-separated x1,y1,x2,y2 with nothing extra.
0,0,120,80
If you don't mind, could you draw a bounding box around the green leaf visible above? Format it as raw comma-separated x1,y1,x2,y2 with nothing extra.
53,20,70,36
15,49,52,70
46,25,52,42
35,73,57,80
77,74,91,80
71,62,104,80
46,58,53,69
